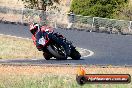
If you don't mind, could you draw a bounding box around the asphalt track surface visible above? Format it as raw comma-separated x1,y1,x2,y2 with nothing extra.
0,23,132,66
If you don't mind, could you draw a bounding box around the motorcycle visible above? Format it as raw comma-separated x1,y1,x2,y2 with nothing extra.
29,13,81,60
39,26,81,60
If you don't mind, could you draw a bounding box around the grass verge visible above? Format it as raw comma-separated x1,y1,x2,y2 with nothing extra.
0,74,130,88
0,35,43,59
0,65,131,88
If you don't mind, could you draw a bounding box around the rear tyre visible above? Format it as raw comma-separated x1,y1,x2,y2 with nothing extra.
70,48,81,60
43,52,52,60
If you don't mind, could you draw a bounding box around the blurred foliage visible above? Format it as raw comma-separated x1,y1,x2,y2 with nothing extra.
70,0,129,19
115,4,132,20
21,0,59,11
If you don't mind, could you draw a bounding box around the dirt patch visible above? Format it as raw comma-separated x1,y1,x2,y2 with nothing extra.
0,65,132,76
0,13,22,22
0,0,24,8
0,65,131,88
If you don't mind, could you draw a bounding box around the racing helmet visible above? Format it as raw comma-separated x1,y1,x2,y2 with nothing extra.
30,23,39,35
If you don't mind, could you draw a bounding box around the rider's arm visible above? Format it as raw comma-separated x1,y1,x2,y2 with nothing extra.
36,31,42,45
31,35,36,45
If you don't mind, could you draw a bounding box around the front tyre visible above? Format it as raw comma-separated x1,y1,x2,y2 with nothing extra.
43,52,52,60
47,33,70,60
70,48,81,60
47,44,67,60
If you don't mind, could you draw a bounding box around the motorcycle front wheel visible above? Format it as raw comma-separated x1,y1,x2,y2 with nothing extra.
47,43,68,60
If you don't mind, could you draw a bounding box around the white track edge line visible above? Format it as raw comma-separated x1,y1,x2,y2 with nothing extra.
80,48,94,58
0,34,31,40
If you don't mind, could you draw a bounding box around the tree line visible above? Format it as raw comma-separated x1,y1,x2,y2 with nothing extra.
70,0,132,20
21,0,132,20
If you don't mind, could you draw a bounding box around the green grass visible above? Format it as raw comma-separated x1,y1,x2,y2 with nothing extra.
0,35,43,59
0,74,131,88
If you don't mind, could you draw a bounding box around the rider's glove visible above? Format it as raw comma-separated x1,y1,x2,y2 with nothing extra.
36,44,43,51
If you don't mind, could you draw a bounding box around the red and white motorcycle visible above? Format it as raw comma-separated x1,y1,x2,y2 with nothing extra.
29,13,81,60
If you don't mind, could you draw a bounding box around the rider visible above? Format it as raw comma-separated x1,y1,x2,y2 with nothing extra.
29,13,53,51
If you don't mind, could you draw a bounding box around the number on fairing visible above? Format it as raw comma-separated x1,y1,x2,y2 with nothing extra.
38,37,45,45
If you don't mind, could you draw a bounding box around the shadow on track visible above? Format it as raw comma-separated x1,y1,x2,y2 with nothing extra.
0,58,87,65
